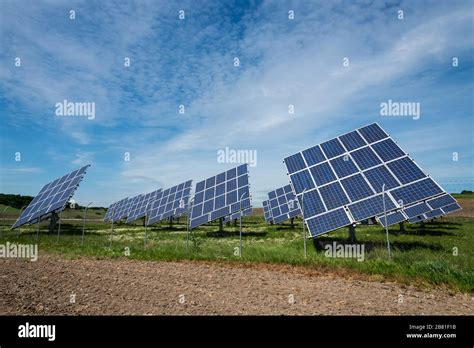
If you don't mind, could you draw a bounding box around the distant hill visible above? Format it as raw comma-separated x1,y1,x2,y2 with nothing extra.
0,193,34,209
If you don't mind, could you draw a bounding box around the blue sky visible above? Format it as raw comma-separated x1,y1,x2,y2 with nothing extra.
0,0,473,207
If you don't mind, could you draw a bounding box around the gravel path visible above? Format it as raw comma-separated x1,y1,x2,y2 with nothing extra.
0,255,472,315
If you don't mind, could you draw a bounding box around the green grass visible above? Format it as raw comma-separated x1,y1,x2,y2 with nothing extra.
452,192,474,199
0,214,472,293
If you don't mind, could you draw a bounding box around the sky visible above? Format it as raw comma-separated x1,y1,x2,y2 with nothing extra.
0,0,473,207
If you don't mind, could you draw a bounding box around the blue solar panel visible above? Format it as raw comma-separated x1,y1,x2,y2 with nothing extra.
284,153,306,174
12,165,91,229
371,139,405,162
189,165,251,229
441,203,461,214
387,157,426,184
424,208,444,220
427,194,457,210
283,123,456,237
126,189,163,223
112,195,142,222
267,184,301,224
300,189,326,218
223,207,252,223
377,211,406,227
309,162,336,186
348,194,397,221
338,131,366,151
318,182,350,210
408,215,425,224
147,180,192,225
263,200,273,223
110,197,129,222
289,169,315,194
330,155,358,178
302,145,326,166
320,138,345,159
390,178,443,206
403,202,431,218
306,208,351,237
358,123,388,143
351,147,381,170
363,165,400,193
340,174,374,202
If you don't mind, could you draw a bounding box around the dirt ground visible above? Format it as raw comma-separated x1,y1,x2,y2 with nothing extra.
0,255,472,315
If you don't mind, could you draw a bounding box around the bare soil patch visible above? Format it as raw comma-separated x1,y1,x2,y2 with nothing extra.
1,255,471,315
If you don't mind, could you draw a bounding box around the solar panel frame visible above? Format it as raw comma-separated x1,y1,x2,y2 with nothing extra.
11,165,90,229
189,164,251,229
283,123,458,237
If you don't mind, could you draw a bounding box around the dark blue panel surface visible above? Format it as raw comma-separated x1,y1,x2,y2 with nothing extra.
306,208,351,237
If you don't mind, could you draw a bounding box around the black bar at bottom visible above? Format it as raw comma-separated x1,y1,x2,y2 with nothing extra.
0,315,471,346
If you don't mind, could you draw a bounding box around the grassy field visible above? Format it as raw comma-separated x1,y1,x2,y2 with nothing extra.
0,209,472,293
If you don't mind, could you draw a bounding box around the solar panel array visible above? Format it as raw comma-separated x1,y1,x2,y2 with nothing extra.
125,188,162,223
189,164,251,229
104,201,118,222
12,165,90,229
146,180,192,225
109,197,129,223
267,184,301,224
262,200,273,223
284,123,460,237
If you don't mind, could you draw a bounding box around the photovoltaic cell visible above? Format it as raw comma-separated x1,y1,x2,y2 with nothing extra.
284,153,306,174
358,123,388,143
426,194,457,210
330,156,358,178
289,169,314,194
309,162,336,186
319,182,350,210
351,147,381,170
377,211,406,227
363,165,399,193
339,131,366,151
306,208,351,237
424,208,444,220
283,123,460,237
441,203,461,214
390,178,443,206
320,138,345,159
371,139,405,162
348,194,396,221
12,165,90,229
387,157,426,185
302,145,326,166
341,174,374,202
403,202,431,218
189,164,251,229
